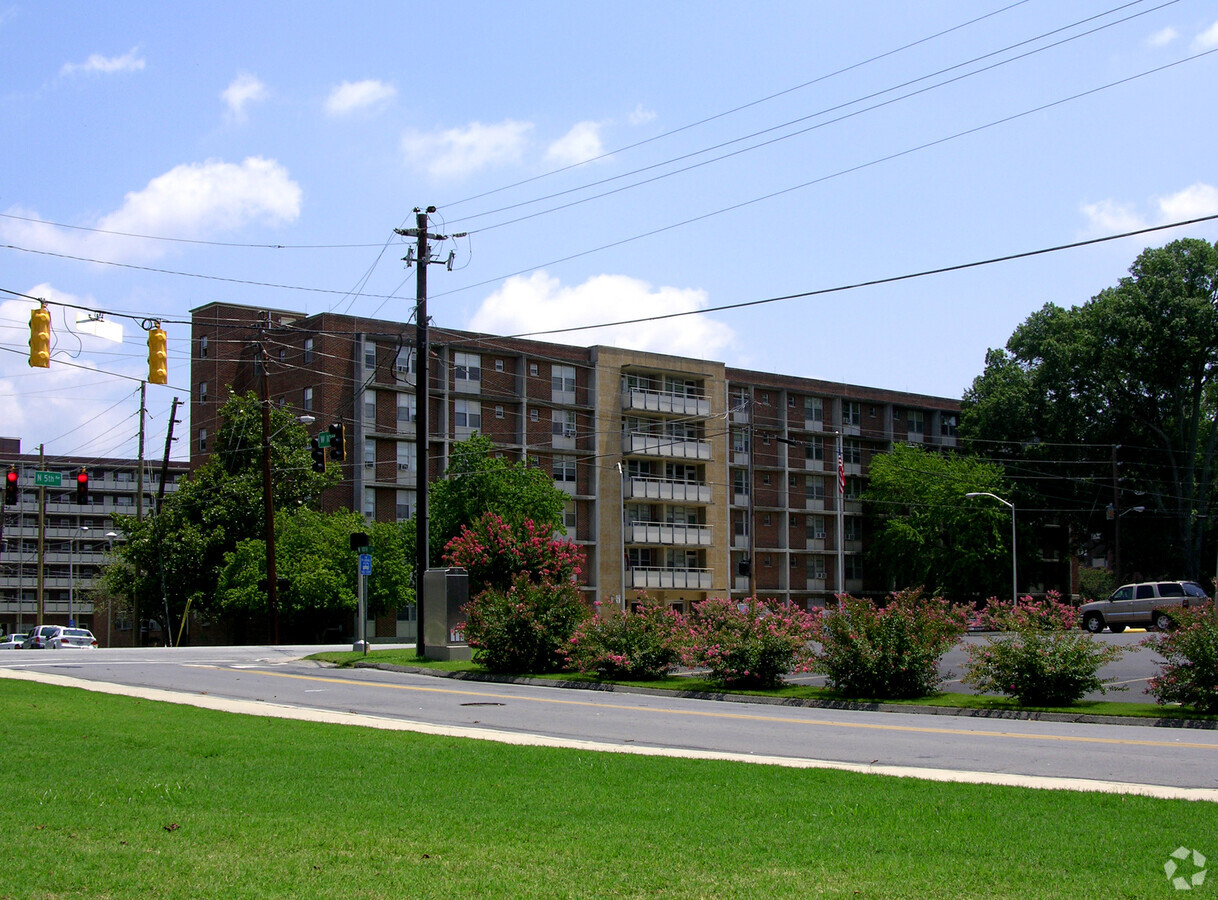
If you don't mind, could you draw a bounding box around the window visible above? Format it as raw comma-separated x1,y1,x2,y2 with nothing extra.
845,518,862,541
805,397,823,422
363,389,376,423
199,335,209,359
454,399,481,430
731,428,749,453
116,470,134,484
303,337,314,364
908,410,925,435
495,358,504,372
396,393,416,424
807,476,825,500
364,339,377,372
762,432,771,445
761,393,769,403
845,556,863,580
845,478,862,500
552,409,577,438
844,401,862,426
495,405,504,419
530,409,539,422
762,514,771,526
364,438,376,471
454,352,481,385
732,470,749,495
395,348,415,377
278,348,286,363
809,515,826,539
941,414,959,438
806,436,824,460
763,555,772,567
116,495,133,508
363,487,376,520
554,455,577,483
302,387,313,412
529,362,539,377
788,395,796,407
843,439,862,465
789,474,797,487
790,555,799,568
198,381,208,403
563,500,577,532
762,473,771,485
552,364,576,395
396,442,414,472
198,429,207,452
396,489,413,521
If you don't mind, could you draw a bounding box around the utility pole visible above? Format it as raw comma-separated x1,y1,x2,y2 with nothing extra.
1111,444,1121,582
394,207,453,657
157,397,180,644
257,325,280,644
135,382,145,643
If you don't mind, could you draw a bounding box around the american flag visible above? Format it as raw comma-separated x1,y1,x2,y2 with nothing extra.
837,450,846,496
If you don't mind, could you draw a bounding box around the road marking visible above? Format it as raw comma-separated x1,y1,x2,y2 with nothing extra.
248,669,1218,751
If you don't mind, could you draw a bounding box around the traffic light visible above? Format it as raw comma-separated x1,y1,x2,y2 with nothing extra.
147,324,168,385
4,468,17,506
328,422,346,461
75,468,89,505
28,305,51,368
310,437,327,473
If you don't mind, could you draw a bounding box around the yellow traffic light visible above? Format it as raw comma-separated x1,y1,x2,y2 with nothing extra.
148,324,168,385
28,305,50,368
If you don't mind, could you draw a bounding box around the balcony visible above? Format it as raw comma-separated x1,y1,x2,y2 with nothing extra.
623,432,711,460
806,536,825,551
624,389,710,418
627,567,713,590
627,522,712,547
806,577,827,592
624,477,712,504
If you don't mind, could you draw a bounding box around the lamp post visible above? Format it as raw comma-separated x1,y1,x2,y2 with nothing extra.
105,531,117,647
966,492,1017,607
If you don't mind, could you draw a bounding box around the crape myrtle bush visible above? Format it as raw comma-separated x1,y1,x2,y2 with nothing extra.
681,597,815,689
562,596,685,680
1144,601,1218,714
963,591,1123,706
443,512,583,594
809,589,968,699
461,574,590,674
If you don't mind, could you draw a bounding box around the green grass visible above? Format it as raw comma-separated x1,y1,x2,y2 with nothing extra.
2,680,1212,899
311,649,1218,722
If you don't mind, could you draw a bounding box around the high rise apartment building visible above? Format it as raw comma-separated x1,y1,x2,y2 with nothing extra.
191,302,960,616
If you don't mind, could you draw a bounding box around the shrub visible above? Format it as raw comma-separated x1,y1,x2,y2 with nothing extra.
963,628,1123,706
682,597,815,689
443,512,583,595
809,589,968,699
973,591,1079,633
1144,601,1218,714
562,598,686,680
460,574,590,674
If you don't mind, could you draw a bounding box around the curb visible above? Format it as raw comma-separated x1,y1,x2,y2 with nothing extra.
347,660,1218,730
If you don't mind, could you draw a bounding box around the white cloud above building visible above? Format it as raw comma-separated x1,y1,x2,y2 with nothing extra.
545,121,607,167
60,47,145,77
325,79,396,116
401,119,533,179
222,73,268,121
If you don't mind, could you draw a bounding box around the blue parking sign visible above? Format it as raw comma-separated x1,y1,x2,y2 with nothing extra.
359,554,372,576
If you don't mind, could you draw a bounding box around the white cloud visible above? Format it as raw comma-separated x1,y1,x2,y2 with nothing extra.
0,157,302,262
222,73,268,121
60,47,145,77
629,103,657,126
325,79,396,116
1148,26,1178,48
1080,199,1146,234
545,121,607,167
1156,182,1218,220
469,271,734,360
1194,19,1218,50
401,120,533,179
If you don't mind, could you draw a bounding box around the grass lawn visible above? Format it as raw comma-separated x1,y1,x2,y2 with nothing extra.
310,649,1216,722
3,680,1213,899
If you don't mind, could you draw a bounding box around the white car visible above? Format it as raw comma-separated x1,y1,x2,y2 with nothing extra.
0,633,26,650
49,627,98,649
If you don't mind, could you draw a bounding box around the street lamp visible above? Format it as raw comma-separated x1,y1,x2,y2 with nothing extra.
966,492,1017,607
70,524,90,628
104,531,118,647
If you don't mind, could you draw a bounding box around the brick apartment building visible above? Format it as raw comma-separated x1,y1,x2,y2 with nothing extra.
0,437,188,644
191,302,962,635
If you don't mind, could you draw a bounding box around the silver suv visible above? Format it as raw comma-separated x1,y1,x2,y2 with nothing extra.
1078,581,1209,633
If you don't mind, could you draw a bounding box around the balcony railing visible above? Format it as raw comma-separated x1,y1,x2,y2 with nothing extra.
623,389,710,417
626,522,712,547
627,567,713,590
623,432,711,460
624,477,711,504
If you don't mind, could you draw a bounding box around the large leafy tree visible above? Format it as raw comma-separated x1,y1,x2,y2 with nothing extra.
863,443,1012,599
961,238,1218,580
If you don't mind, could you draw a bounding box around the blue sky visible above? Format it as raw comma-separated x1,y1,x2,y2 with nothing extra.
2,1,1216,460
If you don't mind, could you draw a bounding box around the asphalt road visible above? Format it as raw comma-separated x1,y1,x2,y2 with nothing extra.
2,641,1216,801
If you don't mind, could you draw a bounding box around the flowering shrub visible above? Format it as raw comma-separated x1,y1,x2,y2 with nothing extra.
682,597,815,689
972,591,1080,633
1144,601,1218,713
963,629,1123,706
562,598,686,680
810,589,969,699
461,574,590,674
443,512,583,594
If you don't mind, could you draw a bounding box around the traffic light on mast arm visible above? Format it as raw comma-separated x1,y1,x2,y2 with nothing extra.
310,438,327,474
28,304,51,368
147,323,168,385
328,422,346,461
76,468,89,505
4,468,17,506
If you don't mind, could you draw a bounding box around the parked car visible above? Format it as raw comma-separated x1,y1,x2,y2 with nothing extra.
49,627,97,649
1078,581,1209,633
21,625,62,649
0,633,27,650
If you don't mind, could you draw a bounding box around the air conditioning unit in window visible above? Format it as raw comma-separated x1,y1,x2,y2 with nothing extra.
397,464,412,471
813,530,826,539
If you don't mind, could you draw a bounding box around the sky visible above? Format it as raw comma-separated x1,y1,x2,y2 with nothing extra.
2,0,1217,462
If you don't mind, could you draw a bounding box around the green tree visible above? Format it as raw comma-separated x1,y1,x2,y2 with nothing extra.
961,238,1218,580
863,443,1012,599
426,434,568,560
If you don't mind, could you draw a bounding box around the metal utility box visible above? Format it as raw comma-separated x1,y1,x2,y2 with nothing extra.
422,567,471,661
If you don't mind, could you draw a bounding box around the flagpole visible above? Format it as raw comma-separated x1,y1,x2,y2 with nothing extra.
836,431,845,597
